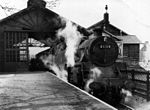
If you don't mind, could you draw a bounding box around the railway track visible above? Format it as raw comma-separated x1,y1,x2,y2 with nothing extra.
116,103,135,110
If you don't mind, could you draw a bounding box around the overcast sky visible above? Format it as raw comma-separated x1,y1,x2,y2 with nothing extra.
0,0,150,43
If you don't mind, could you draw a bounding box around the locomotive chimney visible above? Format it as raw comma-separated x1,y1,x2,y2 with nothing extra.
27,0,46,8
103,5,109,24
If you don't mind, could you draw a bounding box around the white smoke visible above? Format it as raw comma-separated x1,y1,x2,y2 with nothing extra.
140,41,150,70
85,67,102,92
40,18,85,82
90,67,102,80
121,88,133,104
57,19,83,67
40,54,54,66
50,64,68,82
135,102,150,110
40,54,68,82
88,33,96,39
121,89,150,110
84,78,94,93
121,88,132,97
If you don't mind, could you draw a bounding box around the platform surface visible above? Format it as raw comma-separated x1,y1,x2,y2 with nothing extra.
0,72,117,110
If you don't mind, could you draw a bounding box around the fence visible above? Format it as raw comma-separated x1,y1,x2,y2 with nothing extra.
122,69,150,101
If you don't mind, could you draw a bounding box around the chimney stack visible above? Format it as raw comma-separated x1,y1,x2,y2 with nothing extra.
27,0,46,8
103,5,109,24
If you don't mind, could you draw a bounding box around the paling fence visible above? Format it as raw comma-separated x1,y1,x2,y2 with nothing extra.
122,69,150,101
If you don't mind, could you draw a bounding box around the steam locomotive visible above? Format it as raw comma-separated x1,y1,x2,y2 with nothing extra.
65,29,135,106
38,26,135,106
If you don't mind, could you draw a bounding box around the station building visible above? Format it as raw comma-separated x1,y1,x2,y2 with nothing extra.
88,6,141,65
0,0,141,72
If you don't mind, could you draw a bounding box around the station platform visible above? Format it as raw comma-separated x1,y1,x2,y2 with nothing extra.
0,71,117,110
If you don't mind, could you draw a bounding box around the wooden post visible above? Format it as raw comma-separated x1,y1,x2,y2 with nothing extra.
147,71,150,101
26,32,29,64
131,69,135,81
131,69,135,94
67,67,72,83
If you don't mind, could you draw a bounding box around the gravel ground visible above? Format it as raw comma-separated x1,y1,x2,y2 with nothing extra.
133,95,150,110
126,94,150,110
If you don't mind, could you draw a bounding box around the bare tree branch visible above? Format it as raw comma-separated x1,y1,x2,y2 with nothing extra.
0,4,18,11
46,0,60,9
0,0,60,16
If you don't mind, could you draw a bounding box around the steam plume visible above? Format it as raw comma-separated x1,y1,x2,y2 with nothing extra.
121,88,133,105
40,54,68,82
57,19,83,67
85,67,102,92
135,102,150,110
50,64,68,82
90,67,102,80
140,41,150,70
40,18,85,82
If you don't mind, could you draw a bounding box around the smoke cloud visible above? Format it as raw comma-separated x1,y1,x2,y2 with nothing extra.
135,102,150,110
90,67,102,80
121,88,133,106
50,64,68,82
40,18,85,82
121,89,150,110
140,41,150,70
85,67,102,92
57,19,83,67
40,54,68,82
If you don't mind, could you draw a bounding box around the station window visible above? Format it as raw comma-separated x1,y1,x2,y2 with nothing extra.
4,31,28,62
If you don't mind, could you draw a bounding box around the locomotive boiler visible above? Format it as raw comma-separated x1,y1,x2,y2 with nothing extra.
66,32,135,106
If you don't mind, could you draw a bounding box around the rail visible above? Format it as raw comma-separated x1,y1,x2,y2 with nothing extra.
117,103,134,110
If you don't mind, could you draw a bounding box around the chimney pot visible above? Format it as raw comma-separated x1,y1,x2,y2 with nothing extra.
27,0,46,8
